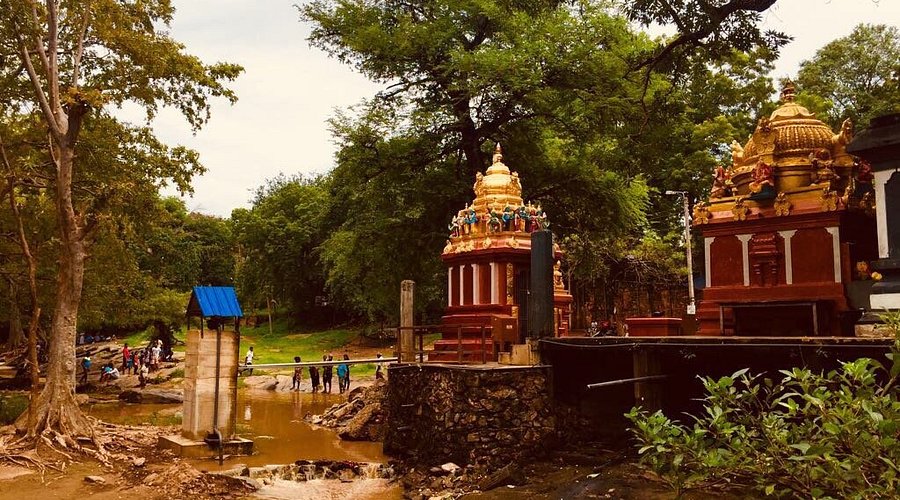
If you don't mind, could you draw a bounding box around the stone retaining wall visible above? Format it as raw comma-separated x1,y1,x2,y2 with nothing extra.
383,364,555,469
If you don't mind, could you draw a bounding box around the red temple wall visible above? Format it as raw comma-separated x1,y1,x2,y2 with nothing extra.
709,235,743,286
791,228,835,283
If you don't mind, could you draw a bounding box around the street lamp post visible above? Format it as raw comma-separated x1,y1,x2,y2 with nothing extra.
665,190,696,315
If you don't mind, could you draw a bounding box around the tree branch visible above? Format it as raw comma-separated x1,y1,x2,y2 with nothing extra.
18,41,62,141
71,7,90,88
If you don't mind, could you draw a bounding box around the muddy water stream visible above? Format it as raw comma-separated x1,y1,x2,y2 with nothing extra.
87,389,401,499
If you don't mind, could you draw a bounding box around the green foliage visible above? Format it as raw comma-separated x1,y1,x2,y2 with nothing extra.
797,24,900,129
0,394,28,425
232,176,330,315
627,313,900,498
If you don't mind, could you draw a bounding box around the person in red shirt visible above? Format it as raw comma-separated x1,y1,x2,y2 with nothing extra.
122,343,131,372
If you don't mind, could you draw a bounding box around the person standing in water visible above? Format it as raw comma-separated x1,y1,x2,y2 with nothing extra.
336,355,349,394
322,354,333,393
309,362,320,393
292,356,303,391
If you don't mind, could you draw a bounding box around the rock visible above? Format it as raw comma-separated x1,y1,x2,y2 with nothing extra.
348,386,365,401
242,375,278,391
477,464,523,491
84,475,106,484
132,457,146,467
440,462,460,474
118,389,183,404
142,473,160,485
273,375,293,392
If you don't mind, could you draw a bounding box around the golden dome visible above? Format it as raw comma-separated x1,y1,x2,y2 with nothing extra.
443,144,550,254
472,144,524,213
727,82,855,195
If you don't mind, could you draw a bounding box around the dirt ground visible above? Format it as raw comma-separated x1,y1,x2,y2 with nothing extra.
0,423,253,500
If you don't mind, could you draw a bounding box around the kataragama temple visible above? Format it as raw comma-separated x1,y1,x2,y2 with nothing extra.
433,145,572,361
693,83,878,336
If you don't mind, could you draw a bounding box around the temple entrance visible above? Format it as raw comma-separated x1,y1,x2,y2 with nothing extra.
516,268,530,342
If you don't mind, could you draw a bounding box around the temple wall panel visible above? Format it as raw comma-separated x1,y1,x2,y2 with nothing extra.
791,228,836,283
709,235,744,286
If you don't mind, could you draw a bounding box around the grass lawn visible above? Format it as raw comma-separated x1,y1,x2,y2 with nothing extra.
239,319,379,377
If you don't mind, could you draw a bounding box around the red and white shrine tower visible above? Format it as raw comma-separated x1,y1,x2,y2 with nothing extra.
432,145,572,361
694,83,878,336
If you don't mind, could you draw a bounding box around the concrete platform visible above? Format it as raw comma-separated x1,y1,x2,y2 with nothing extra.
158,434,253,458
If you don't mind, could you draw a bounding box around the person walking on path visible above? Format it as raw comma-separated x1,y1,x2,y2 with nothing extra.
322,354,333,393
309,363,320,393
80,356,91,385
131,350,141,375
245,346,255,375
292,356,303,391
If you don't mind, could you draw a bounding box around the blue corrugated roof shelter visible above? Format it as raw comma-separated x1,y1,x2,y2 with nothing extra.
187,286,244,318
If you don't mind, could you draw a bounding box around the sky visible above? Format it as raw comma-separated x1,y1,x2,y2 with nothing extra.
124,0,900,218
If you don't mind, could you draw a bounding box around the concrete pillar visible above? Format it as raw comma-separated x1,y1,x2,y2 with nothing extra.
182,328,239,441
400,280,415,362
472,264,480,304
779,230,797,284
737,234,753,286
826,227,842,283
704,237,714,287
528,231,554,339
447,267,453,307
490,262,499,304
458,266,465,306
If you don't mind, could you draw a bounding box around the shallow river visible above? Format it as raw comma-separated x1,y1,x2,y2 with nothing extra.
87,389,401,499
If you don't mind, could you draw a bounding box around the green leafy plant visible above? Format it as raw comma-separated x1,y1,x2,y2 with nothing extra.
627,312,900,498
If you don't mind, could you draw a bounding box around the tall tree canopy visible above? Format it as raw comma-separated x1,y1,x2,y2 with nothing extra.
297,0,780,323
0,0,241,442
797,23,900,129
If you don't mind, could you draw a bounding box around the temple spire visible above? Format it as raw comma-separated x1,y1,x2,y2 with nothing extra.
492,143,503,164
780,81,797,103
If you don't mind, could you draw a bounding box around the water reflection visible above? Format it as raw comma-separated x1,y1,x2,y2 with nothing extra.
87,389,388,471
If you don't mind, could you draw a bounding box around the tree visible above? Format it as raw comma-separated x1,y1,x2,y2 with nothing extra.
797,24,900,129
232,176,330,318
301,1,781,324
0,1,241,442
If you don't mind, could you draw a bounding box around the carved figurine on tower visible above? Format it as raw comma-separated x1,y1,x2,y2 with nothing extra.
693,82,878,337
436,144,573,362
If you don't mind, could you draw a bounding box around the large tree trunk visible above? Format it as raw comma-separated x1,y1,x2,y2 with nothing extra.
17,144,90,440
6,279,23,348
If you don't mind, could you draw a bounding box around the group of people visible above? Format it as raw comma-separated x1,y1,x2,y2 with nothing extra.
299,353,351,394
247,348,385,395
79,339,168,388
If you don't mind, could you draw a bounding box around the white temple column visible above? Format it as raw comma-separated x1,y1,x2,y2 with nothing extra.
779,230,797,284
490,262,499,304
826,227,842,283
875,170,891,259
448,266,453,307
472,263,480,304
458,265,465,305
737,234,753,287
704,237,714,287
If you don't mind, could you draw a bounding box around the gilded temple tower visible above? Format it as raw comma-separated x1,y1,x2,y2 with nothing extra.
694,83,878,336
434,145,573,362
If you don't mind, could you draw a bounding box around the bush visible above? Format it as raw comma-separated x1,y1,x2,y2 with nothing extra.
626,313,900,498
0,394,29,425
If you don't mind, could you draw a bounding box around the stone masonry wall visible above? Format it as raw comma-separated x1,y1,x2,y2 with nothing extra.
383,364,555,469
